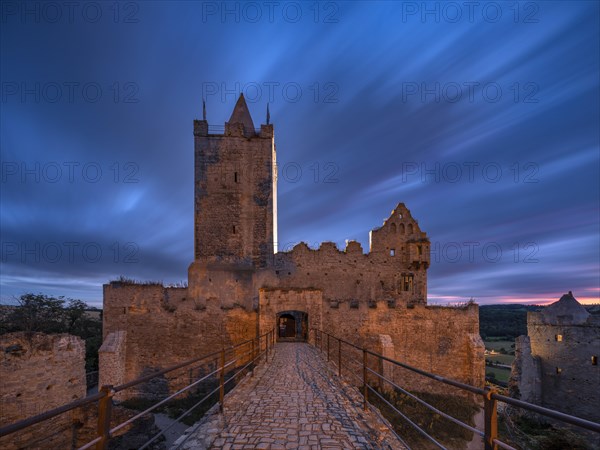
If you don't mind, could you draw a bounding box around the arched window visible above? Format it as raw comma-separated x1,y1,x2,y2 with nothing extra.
399,223,405,234
390,223,397,233
408,223,414,234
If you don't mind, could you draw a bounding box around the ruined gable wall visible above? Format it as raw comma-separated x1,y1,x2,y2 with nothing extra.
0,333,86,450
272,240,428,307
527,312,600,422
270,204,430,307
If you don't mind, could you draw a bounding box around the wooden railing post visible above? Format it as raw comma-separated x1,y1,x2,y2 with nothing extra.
96,385,113,450
338,339,342,376
219,348,225,412
362,349,368,411
327,334,330,361
484,388,498,450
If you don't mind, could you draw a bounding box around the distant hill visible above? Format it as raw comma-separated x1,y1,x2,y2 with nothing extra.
479,303,599,339
479,304,543,339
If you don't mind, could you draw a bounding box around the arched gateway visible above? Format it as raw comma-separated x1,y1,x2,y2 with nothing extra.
276,310,308,342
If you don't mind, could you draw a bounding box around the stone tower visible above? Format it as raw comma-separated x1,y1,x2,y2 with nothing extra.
193,94,277,269
510,292,599,424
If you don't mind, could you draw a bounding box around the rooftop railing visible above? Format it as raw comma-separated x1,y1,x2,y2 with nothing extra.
312,329,600,450
0,329,276,450
207,125,264,134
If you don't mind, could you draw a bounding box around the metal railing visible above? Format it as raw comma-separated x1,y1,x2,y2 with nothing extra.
0,329,276,450
207,125,263,134
312,329,600,450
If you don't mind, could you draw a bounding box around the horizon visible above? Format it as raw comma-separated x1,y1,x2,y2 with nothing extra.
1,291,599,309
1,2,599,308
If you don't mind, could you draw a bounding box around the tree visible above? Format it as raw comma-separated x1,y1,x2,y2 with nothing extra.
9,293,66,333
5,293,103,374
64,299,87,334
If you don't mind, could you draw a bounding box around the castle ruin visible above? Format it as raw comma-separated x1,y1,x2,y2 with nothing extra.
511,292,600,424
100,94,485,397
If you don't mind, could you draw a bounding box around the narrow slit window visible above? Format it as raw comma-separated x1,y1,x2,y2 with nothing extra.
234,172,239,183
232,225,236,234
555,334,563,342
592,356,598,366
390,249,395,256
402,275,414,292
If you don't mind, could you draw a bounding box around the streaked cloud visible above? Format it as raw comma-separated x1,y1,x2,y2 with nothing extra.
1,1,598,306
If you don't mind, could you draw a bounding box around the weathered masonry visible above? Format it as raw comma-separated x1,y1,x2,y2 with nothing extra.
0,333,86,450
101,94,484,398
511,292,600,424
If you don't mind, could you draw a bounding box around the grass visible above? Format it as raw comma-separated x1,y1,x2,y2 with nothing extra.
110,276,163,286
485,366,511,384
369,386,480,449
119,366,254,427
484,340,515,386
119,384,219,426
499,413,596,450
486,353,514,365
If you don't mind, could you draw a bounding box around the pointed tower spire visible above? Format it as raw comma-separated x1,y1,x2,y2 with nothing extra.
266,102,270,125
228,93,255,132
202,98,207,121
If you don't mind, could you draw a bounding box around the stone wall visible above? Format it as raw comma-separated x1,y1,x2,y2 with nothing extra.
320,301,485,393
188,205,430,311
526,312,599,422
259,288,323,345
0,332,86,450
509,335,541,404
101,282,257,399
103,283,484,400
98,330,127,400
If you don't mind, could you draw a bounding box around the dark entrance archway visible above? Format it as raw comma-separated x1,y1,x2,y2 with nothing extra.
276,310,308,342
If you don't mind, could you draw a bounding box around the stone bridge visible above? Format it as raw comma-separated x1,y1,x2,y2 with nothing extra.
172,343,406,450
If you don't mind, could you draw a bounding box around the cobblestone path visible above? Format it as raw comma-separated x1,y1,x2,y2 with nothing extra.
174,342,405,450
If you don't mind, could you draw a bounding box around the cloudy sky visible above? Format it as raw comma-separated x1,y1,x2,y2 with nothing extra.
1,1,598,307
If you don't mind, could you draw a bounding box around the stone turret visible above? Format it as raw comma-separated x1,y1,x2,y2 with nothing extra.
511,291,599,427
540,291,590,325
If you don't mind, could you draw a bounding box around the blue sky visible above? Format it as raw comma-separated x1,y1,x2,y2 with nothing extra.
1,1,599,307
